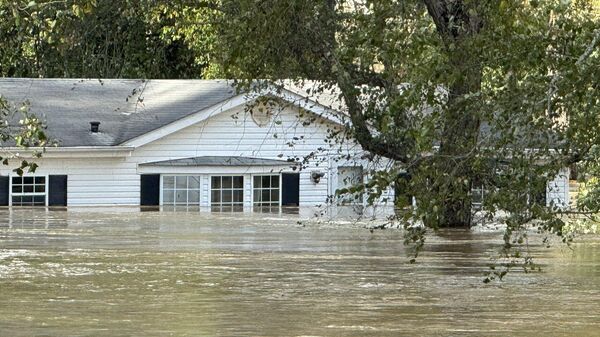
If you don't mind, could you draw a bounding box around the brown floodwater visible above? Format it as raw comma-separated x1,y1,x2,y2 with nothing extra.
0,208,599,336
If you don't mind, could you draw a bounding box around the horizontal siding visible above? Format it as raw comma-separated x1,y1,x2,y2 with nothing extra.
128,105,349,206
547,168,569,209
0,157,140,206
0,103,382,207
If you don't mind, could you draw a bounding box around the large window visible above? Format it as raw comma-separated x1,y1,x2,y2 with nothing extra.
11,176,46,206
211,176,244,210
162,176,201,206
253,175,280,207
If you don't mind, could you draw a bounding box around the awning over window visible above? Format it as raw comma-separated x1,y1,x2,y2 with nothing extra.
140,156,298,167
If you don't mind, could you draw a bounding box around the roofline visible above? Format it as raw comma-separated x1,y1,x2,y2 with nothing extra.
120,87,348,148
1,146,134,158
139,155,299,167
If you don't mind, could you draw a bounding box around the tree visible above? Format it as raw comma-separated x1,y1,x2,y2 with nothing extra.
0,0,205,78
207,0,599,269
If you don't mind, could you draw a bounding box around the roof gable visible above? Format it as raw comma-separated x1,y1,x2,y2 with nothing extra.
120,85,346,148
0,78,344,148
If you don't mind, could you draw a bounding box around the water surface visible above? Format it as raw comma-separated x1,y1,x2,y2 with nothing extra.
0,208,599,336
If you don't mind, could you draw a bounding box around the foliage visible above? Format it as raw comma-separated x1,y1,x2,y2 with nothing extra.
0,96,47,175
0,0,205,78
210,0,600,273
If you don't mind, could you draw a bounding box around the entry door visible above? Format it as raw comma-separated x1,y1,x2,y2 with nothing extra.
337,166,363,205
281,173,300,206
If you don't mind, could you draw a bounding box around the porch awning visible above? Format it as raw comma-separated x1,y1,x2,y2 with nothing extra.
139,156,298,167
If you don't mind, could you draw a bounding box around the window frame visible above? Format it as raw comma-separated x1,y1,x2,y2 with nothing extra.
9,174,49,206
251,174,282,207
160,174,202,207
209,175,245,209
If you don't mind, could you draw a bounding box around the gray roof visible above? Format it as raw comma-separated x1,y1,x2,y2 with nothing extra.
0,78,238,146
140,156,298,167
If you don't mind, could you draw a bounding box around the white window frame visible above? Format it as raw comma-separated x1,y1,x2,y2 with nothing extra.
209,175,245,208
9,174,49,206
160,174,202,207
251,174,282,207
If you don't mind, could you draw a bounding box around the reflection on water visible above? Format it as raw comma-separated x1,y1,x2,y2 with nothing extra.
0,208,599,337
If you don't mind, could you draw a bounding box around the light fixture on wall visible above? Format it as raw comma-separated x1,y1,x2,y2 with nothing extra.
311,171,325,184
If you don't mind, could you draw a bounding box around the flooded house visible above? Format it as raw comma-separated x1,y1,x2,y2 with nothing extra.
0,78,570,210
0,78,388,209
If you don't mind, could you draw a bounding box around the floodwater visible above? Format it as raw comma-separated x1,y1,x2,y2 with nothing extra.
0,208,599,337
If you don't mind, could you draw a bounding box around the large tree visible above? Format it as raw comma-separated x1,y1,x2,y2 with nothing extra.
204,0,600,267
205,0,598,218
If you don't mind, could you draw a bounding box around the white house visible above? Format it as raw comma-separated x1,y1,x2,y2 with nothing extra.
0,78,388,210
0,78,569,210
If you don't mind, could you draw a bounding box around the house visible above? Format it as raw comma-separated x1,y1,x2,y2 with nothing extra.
0,78,569,211
0,78,389,210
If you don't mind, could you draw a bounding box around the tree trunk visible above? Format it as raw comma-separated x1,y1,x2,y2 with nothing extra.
422,0,483,227
437,50,482,227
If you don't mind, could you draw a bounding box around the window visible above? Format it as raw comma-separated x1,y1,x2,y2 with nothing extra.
253,175,280,207
162,176,201,206
11,176,46,206
211,176,244,210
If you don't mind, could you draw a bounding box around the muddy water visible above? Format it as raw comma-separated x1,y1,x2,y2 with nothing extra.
0,208,598,337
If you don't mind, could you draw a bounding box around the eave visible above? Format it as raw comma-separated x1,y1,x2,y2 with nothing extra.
1,146,134,158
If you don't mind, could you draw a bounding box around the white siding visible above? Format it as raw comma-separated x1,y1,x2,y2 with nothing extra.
0,157,139,206
547,168,570,209
128,104,350,206
1,103,373,207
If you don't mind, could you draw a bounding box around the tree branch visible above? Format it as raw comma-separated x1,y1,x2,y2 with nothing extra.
335,64,410,163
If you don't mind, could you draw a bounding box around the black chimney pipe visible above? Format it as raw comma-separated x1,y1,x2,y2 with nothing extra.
90,121,100,133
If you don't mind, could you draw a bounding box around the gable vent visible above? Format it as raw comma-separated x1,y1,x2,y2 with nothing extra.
90,121,100,133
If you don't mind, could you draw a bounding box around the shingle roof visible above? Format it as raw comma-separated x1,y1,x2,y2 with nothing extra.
140,156,297,167
0,78,238,146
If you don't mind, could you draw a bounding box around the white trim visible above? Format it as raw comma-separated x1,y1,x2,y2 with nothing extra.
208,174,245,207
160,174,202,207
269,88,347,126
123,94,249,147
159,175,163,206
250,173,282,207
8,173,49,207
138,165,296,175
121,88,347,148
1,146,134,158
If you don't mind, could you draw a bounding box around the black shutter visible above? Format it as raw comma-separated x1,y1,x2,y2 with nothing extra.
140,174,160,206
48,175,68,206
0,176,8,206
282,173,300,206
